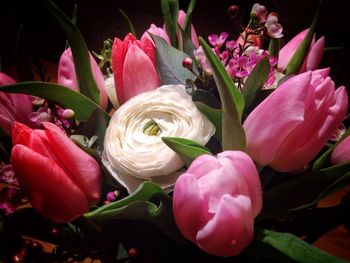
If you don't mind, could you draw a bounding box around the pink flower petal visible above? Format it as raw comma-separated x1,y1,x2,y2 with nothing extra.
122,45,160,103
11,144,89,223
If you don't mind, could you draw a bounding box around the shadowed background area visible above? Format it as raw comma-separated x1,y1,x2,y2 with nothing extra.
0,0,350,260
1,0,350,89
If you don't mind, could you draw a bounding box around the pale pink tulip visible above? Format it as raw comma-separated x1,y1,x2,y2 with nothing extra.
57,48,108,109
173,151,262,257
141,24,171,45
11,122,101,223
0,73,33,134
277,29,325,72
244,69,348,172
111,33,160,104
331,136,350,165
177,10,199,48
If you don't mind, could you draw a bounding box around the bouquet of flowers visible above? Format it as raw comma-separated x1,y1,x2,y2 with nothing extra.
1,0,349,262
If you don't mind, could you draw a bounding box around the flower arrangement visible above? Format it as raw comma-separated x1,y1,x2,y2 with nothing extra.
0,0,349,262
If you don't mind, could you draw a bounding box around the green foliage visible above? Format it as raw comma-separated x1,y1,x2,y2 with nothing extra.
285,2,321,74
153,35,196,85
242,57,270,113
161,0,179,47
39,0,100,104
260,162,350,219
199,37,246,151
162,137,212,166
255,229,349,263
0,82,109,122
84,182,185,243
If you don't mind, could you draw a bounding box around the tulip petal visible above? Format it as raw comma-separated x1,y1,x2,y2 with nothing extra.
122,45,160,103
0,73,16,85
244,71,312,166
187,154,221,178
306,36,325,71
196,194,253,257
278,29,309,72
173,173,211,242
57,48,80,92
270,83,348,171
11,144,89,223
219,151,262,216
42,122,101,205
112,38,127,103
58,48,108,108
331,135,350,165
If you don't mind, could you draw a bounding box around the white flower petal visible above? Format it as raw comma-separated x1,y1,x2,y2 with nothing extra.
103,84,215,192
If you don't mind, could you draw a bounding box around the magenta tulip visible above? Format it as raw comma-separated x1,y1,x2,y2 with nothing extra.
141,24,171,45
11,122,101,223
177,10,199,48
244,69,348,172
173,151,262,257
277,29,325,72
0,73,33,134
331,136,350,165
112,33,160,104
57,48,108,109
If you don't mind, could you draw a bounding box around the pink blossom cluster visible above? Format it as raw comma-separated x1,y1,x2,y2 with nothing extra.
194,32,278,89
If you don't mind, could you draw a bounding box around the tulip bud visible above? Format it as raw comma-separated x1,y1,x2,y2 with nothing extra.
331,136,350,165
182,57,193,70
173,151,262,257
227,5,239,19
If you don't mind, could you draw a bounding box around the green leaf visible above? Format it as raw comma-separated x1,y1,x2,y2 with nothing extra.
285,2,322,75
39,0,100,104
152,35,196,85
84,182,165,219
161,0,178,47
313,128,350,170
242,57,270,113
268,38,281,57
195,102,222,143
178,26,196,58
259,162,350,220
84,182,185,244
119,9,137,38
162,137,212,166
199,37,246,151
75,108,110,152
183,0,197,35
0,82,109,122
256,228,349,263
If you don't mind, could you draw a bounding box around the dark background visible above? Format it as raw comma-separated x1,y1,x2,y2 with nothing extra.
1,0,349,88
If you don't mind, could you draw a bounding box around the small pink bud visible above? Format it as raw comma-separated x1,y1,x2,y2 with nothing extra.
182,57,193,69
106,191,117,202
227,5,239,19
128,248,138,258
62,109,75,119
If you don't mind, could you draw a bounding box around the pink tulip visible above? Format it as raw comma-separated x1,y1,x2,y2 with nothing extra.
277,28,325,72
244,69,348,172
173,151,262,257
331,136,350,165
11,122,101,223
0,73,33,134
177,10,199,48
112,33,160,104
57,48,108,109
141,24,171,45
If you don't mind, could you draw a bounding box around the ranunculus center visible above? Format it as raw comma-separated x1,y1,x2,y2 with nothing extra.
143,120,161,136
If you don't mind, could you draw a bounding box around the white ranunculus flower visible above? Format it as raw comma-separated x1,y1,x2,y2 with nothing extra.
103,84,215,193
